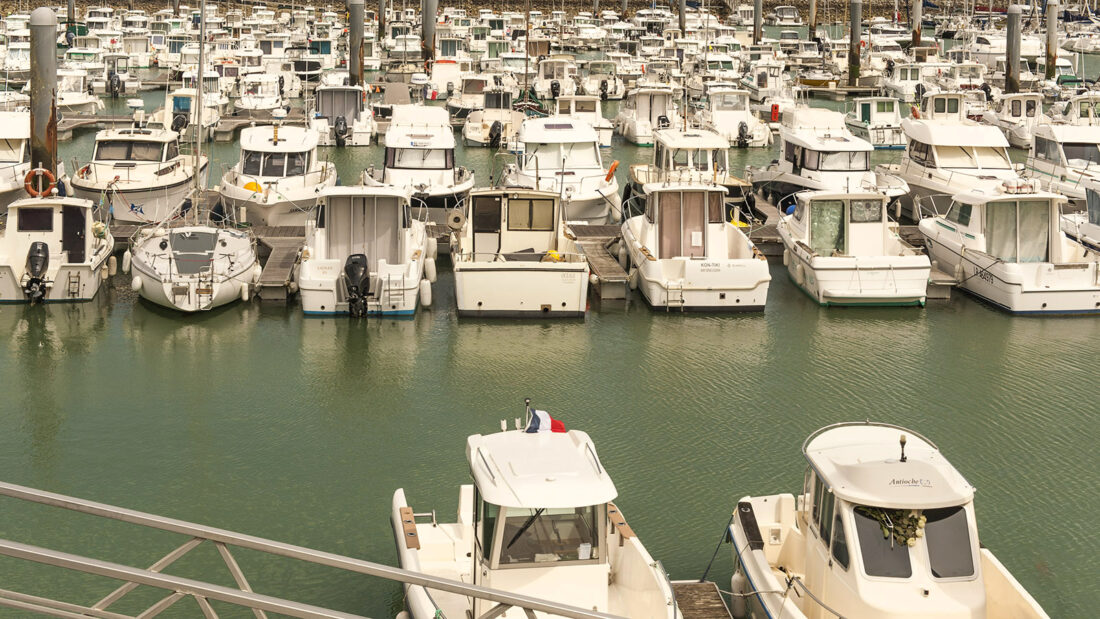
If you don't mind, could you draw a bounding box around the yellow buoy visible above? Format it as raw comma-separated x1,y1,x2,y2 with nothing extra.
243,181,262,193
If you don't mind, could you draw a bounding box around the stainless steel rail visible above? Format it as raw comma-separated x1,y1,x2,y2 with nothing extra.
0,481,625,619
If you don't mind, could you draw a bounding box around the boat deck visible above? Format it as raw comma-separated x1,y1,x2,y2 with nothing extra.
571,224,628,300
671,581,734,619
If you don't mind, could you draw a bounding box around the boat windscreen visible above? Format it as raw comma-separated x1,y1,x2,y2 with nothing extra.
712,92,746,111
96,140,163,162
923,506,976,579
498,506,599,566
1062,142,1100,167
853,506,912,578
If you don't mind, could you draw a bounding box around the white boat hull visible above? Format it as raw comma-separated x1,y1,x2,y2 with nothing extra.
454,261,588,317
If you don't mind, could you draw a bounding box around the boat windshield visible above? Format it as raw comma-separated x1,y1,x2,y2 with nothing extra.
96,140,163,162
852,506,912,578
0,139,27,164
498,506,600,566
524,142,601,170
818,151,869,171
242,150,311,177
711,92,746,111
386,147,454,170
1061,142,1100,167
923,506,976,579
933,145,1011,170
708,60,736,70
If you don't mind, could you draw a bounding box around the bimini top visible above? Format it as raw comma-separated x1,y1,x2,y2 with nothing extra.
654,128,729,151
901,117,1009,148
803,422,975,510
518,116,600,144
240,125,319,152
1037,122,1100,145
466,429,617,509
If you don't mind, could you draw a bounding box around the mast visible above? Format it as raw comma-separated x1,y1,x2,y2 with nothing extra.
194,0,207,212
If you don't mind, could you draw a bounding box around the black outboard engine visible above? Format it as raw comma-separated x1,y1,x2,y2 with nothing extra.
737,121,750,148
86,81,95,96
886,59,895,77
343,254,371,317
657,114,670,129
550,80,560,98
109,73,122,98
914,83,926,104
278,75,286,95
65,31,75,47
333,115,349,147
599,79,609,100
23,242,49,303
488,121,503,149
980,82,992,102
171,113,189,133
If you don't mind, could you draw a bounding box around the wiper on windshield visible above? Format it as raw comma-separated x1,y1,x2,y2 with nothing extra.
506,508,545,549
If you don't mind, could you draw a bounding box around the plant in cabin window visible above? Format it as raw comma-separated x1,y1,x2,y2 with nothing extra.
854,506,927,547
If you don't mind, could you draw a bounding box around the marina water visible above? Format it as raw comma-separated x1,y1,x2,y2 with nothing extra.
1,61,1098,617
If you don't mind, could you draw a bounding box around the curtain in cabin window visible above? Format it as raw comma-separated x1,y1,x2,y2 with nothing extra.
1017,200,1049,263
681,191,706,258
658,191,682,258
810,200,845,255
985,201,1018,262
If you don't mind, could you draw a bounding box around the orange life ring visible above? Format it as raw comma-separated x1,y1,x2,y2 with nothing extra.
911,105,921,119
605,160,619,181
24,168,56,198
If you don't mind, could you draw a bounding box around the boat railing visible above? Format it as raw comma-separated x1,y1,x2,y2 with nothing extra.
0,480,626,619
801,421,939,457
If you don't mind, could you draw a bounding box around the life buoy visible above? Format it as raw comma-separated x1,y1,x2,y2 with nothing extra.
860,39,867,48
24,168,56,197
605,160,619,181
911,105,920,119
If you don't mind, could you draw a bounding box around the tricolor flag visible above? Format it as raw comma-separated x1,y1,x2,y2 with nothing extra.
525,410,566,433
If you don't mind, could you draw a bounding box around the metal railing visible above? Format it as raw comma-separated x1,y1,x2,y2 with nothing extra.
0,480,625,619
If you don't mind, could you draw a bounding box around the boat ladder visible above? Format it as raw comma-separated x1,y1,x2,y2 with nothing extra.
384,273,406,310
66,272,81,298
666,280,686,311
196,267,214,310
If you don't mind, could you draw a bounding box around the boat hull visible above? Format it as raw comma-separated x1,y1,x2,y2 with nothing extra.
454,261,588,318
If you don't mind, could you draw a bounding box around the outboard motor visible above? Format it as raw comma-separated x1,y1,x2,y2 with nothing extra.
488,120,504,149
550,79,560,98
914,83,926,104
343,254,371,317
65,31,76,47
980,82,992,102
737,121,750,148
171,113,189,133
87,81,95,96
23,242,49,303
657,114,670,129
278,75,286,95
599,79,609,100
886,59,895,77
333,115,349,147
109,73,122,98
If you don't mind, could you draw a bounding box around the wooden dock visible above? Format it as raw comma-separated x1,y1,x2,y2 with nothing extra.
671,581,734,619
570,224,629,300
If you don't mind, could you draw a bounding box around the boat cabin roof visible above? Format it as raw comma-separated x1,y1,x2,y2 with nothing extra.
320,184,412,206
240,125,318,152
901,117,1009,148
467,429,616,509
783,108,871,152
655,128,728,150
804,423,974,509
0,111,30,138
8,196,95,213
1038,123,1100,144
95,128,178,144
951,186,1064,206
519,116,599,143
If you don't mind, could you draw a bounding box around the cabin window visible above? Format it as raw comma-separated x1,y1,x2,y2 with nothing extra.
242,150,262,175
784,142,799,165
831,511,850,569
262,153,287,176
876,100,894,114
850,200,881,223
819,491,835,546
708,192,724,223
945,202,972,226
986,200,1050,263
802,149,820,170
96,141,164,162
853,506,912,578
576,100,597,114
1062,142,1100,167
17,208,53,232
1010,99,1022,117
819,151,869,172
924,506,975,579
479,499,499,560
498,506,599,566
165,141,179,161
711,92,746,111
508,198,555,231
1025,99,1037,118
810,200,846,255
1033,136,1060,162
811,475,825,526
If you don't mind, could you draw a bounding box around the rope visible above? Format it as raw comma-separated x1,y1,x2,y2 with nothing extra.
698,512,734,582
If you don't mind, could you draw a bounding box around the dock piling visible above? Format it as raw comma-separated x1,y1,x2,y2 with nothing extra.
29,8,58,179
1045,0,1059,80
848,0,861,87
753,0,762,44
349,0,364,86
1006,5,1022,94
911,0,922,46
422,0,438,61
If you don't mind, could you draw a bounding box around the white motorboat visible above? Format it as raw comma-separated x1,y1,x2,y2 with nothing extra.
1025,123,1100,206
237,74,288,118
579,59,625,100
363,105,474,224
90,53,141,97
218,125,337,226
553,95,614,148
298,185,434,317
877,91,1021,221
844,96,905,149
533,55,579,100
919,181,1100,314
621,183,771,311
56,69,105,116
1,41,32,86
779,191,931,306
748,106,908,209
765,5,802,26
614,86,680,146
731,421,1051,619
391,402,681,619
126,226,260,312
71,128,208,224
147,88,220,143
445,73,492,121
0,190,113,303
0,111,30,213
741,58,785,103
1064,183,1100,251
452,188,588,317
462,88,525,148
982,92,1050,150
695,88,771,148
308,85,374,147
1052,92,1100,126
502,116,621,224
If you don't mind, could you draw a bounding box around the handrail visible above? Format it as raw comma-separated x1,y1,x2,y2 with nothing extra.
0,481,624,619
801,421,939,457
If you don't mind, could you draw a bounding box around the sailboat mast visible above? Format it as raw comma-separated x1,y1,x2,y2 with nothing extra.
194,0,207,204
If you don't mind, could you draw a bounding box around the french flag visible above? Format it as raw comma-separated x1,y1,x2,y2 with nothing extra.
526,410,566,433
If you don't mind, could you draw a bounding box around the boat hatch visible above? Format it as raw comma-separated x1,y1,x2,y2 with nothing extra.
169,231,218,275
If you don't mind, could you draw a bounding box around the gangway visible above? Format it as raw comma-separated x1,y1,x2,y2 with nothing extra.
0,481,625,619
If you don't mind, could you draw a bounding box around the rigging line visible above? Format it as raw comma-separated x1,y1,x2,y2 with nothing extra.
698,512,734,582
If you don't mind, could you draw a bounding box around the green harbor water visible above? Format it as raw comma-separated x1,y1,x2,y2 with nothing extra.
0,68,1097,618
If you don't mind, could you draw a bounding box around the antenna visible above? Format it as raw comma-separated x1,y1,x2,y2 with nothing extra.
899,434,907,462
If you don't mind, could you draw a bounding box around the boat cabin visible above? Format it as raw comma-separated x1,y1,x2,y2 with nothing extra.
1057,93,1100,126
787,192,899,257
623,87,677,129
314,86,368,125
89,129,181,168
464,189,567,259
239,126,320,180
939,184,1072,265
311,186,414,278
993,92,1043,123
